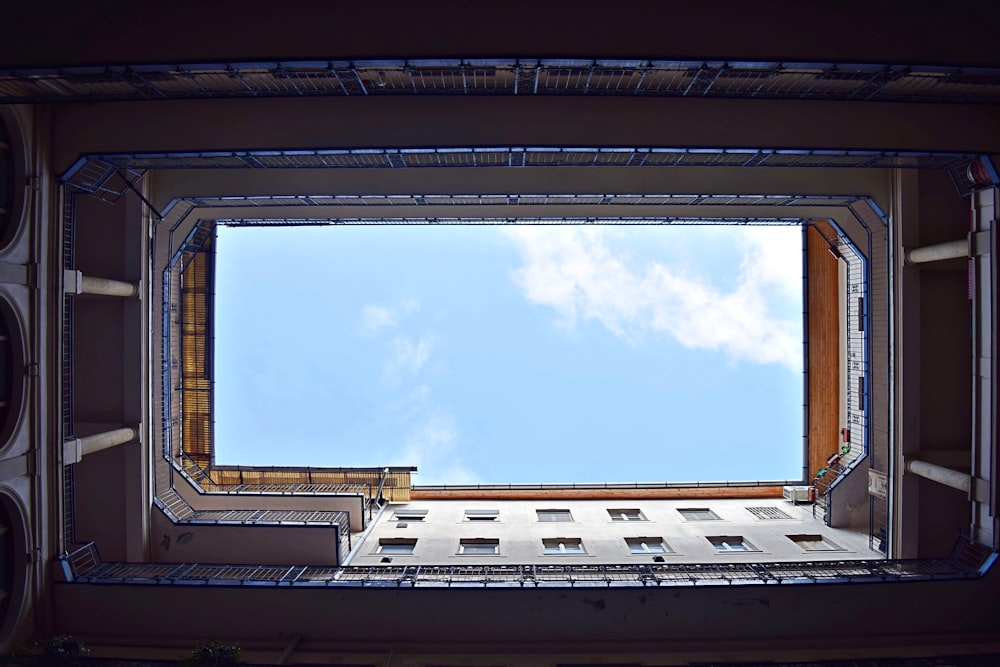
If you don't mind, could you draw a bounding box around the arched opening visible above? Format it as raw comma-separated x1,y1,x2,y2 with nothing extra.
0,111,25,253
0,298,25,452
0,493,28,650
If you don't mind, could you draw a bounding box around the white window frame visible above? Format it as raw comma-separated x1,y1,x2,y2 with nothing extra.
707,536,757,552
542,538,585,555
464,509,500,522
678,507,722,521
787,534,844,551
392,509,427,522
625,537,668,554
608,508,647,522
376,539,417,555
458,538,500,555
536,509,574,522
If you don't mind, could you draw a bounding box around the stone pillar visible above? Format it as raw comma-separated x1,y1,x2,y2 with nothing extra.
904,238,967,264
63,427,139,464
64,269,139,297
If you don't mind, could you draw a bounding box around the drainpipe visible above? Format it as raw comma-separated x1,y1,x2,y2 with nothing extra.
375,467,389,505
340,500,389,567
276,634,301,665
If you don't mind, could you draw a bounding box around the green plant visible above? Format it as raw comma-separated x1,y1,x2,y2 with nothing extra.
0,635,88,666
179,642,241,666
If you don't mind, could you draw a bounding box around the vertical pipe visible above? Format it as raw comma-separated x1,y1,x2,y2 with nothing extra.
801,223,811,484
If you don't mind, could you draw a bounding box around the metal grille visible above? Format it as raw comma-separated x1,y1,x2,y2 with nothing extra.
153,491,350,529
812,230,870,527
61,160,145,203
62,464,75,549
60,190,76,550
61,295,74,440
170,192,865,211
27,655,1000,667
68,554,988,588
746,507,793,520
849,201,891,554
6,60,1000,104
60,190,75,440
71,147,977,178
161,220,215,464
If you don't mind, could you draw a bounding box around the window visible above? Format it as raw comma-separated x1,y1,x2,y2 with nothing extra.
608,509,646,521
707,536,757,552
464,509,499,522
678,508,721,521
542,538,585,555
536,509,573,522
458,538,500,555
376,539,417,555
625,538,669,554
787,534,843,551
393,509,427,522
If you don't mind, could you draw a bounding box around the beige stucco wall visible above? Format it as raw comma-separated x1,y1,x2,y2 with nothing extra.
150,507,341,566
349,498,881,566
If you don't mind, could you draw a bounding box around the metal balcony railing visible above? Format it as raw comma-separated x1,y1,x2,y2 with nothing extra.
35,656,1000,667
153,490,353,560
812,231,869,527
153,491,350,530
6,60,1000,105
69,148,976,180
64,552,985,588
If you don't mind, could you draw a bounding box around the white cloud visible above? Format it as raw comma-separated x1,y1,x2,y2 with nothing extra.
505,226,802,370
382,335,435,383
362,298,420,332
389,412,480,485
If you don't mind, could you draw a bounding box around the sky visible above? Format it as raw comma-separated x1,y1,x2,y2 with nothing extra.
213,223,804,485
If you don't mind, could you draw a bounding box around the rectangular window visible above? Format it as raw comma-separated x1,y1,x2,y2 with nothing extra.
707,536,756,552
464,509,500,522
678,508,721,521
458,538,500,555
393,509,427,522
376,539,417,555
625,537,669,554
536,509,573,522
608,508,646,521
787,534,843,551
542,538,585,555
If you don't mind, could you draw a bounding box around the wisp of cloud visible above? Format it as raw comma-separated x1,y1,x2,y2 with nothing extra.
505,226,802,370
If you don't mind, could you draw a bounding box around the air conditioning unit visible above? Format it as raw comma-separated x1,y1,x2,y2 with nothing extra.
783,486,815,504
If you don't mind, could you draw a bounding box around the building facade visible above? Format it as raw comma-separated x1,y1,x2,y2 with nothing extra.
349,498,882,567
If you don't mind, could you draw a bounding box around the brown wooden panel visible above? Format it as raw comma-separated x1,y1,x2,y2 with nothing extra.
806,222,841,481
411,486,784,500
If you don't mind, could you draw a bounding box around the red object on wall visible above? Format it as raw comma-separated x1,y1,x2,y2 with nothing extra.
841,428,850,442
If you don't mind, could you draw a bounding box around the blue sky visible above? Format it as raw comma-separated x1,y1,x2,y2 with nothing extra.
213,223,804,484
